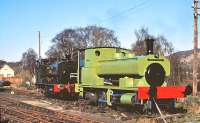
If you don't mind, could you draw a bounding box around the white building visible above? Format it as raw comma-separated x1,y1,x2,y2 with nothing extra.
0,64,15,77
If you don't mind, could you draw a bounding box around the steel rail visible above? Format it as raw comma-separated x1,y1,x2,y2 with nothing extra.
0,95,103,123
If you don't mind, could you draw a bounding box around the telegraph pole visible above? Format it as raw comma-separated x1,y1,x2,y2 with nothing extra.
193,0,199,96
38,31,41,60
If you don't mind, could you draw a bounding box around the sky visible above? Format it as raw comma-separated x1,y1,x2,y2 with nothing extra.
0,0,195,62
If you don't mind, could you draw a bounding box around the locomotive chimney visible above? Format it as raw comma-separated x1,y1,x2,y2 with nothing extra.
145,38,154,55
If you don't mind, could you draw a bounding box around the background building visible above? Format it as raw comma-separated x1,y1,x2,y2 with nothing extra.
0,64,15,77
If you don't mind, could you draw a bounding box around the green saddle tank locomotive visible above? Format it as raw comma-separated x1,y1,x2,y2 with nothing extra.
36,38,192,111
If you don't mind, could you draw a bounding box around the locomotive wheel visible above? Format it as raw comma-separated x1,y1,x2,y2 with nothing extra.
97,91,106,113
168,99,176,113
143,100,155,115
84,92,98,105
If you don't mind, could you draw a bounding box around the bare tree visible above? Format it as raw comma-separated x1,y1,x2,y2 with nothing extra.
0,60,6,66
46,25,120,59
84,26,120,47
155,35,174,56
132,27,174,56
45,45,61,58
21,48,37,76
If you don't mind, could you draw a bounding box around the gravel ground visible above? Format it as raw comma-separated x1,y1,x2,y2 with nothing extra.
1,88,200,123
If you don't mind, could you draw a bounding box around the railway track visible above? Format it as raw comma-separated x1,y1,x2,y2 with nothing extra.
2,87,197,123
0,95,103,123
8,87,44,97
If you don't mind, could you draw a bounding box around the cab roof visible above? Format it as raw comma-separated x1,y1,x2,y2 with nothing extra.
79,47,130,51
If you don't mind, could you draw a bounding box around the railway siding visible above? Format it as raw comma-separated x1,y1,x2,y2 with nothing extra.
0,95,103,123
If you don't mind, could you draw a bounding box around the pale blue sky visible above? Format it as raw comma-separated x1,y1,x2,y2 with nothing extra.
0,0,194,61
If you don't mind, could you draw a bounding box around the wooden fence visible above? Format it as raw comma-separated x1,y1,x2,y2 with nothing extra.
0,76,22,86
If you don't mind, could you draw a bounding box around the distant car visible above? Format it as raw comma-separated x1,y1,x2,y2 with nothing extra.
0,81,3,87
0,80,11,87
